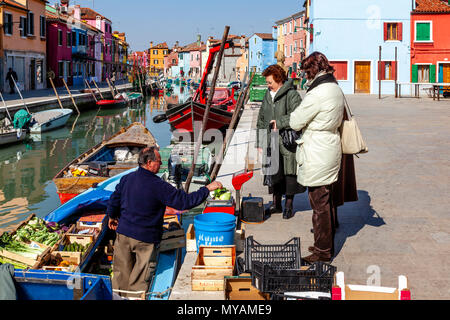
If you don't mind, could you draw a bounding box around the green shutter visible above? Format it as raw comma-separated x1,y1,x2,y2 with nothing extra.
412,65,418,83
430,65,436,83
416,23,431,41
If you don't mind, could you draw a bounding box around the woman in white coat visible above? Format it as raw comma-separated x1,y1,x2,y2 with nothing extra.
289,52,345,263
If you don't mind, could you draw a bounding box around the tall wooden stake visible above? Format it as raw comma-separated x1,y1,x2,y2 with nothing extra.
62,78,80,114
92,79,105,99
394,47,398,98
210,72,256,181
184,25,230,193
85,79,98,102
379,46,382,100
11,77,30,114
49,77,64,109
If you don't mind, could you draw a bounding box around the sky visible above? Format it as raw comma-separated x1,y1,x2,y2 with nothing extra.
47,0,303,51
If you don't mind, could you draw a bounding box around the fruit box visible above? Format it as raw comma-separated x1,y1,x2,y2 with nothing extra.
191,246,236,291
224,275,270,301
52,234,95,267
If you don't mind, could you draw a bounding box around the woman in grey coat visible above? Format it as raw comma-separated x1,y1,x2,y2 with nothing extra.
256,65,306,219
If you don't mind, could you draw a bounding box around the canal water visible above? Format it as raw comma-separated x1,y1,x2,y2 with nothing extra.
0,85,196,232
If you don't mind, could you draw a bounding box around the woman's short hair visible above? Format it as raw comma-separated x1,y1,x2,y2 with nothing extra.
301,52,335,79
262,64,288,84
138,146,159,166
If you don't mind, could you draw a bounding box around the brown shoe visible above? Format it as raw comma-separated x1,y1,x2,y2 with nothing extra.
308,246,315,253
302,253,331,264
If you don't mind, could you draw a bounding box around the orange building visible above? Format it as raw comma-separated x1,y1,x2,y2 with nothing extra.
0,0,47,92
147,41,168,78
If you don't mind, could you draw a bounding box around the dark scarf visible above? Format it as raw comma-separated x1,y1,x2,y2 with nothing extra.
306,73,338,93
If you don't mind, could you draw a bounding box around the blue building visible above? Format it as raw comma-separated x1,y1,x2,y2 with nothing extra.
71,26,89,87
306,0,412,94
178,49,190,78
248,29,278,73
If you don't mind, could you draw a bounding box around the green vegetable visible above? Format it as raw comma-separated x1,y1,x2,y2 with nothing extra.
219,192,231,201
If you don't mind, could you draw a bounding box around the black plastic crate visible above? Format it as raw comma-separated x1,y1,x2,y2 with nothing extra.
252,261,337,294
244,236,301,273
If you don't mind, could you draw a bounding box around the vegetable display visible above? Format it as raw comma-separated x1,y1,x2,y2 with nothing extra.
213,188,232,201
0,233,46,260
14,217,67,247
63,242,91,253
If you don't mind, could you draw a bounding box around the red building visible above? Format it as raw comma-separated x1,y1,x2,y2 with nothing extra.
411,0,450,84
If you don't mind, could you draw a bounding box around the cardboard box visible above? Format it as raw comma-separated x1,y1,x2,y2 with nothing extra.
191,246,236,291
224,276,270,300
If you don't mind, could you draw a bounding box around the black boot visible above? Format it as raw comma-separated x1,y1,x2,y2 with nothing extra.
283,195,295,219
266,194,282,215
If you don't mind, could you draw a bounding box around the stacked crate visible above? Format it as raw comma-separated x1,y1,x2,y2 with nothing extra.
249,73,268,102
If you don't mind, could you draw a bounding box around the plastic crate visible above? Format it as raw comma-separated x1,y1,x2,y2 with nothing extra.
244,236,301,273
252,261,337,294
249,89,267,102
250,73,267,86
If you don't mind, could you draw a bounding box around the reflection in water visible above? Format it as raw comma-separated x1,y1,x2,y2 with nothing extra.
0,93,174,231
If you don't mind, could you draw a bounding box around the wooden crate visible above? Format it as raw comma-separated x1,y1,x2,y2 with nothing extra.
191,246,236,291
186,224,196,252
51,251,82,266
54,234,95,267
0,242,51,269
234,224,246,252
224,276,270,300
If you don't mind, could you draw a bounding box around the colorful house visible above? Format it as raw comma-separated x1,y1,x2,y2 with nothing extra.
164,42,179,78
235,37,249,82
178,46,191,79
148,42,168,78
275,11,308,75
248,30,278,73
306,0,412,95
45,7,72,87
80,6,113,81
113,32,129,81
0,0,47,92
411,0,450,85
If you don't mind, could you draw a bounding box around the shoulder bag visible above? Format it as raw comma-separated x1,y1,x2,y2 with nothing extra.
340,93,369,155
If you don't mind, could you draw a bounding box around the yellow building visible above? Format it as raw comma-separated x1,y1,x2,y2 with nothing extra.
148,41,168,78
0,0,47,92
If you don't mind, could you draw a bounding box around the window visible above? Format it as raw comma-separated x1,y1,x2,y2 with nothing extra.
72,31,76,46
19,16,27,37
290,45,293,57
4,13,13,35
172,59,176,64
40,16,46,38
154,59,158,65
300,39,304,49
329,61,348,80
58,61,64,77
294,41,297,53
378,61,397,80
27,12,34,36
58,30,63,46
412,64,436,83
67,32,72,47
289,22,292,34
153,50,158,55
415,21,432,42
384,22,402,41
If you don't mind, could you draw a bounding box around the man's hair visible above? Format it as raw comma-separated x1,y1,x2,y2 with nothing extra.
138,146,159,166
262,64,288,84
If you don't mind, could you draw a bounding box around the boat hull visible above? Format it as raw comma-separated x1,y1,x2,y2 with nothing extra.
30,109,73,133
166,101,233,132
96,99,127,109
0,129,27,146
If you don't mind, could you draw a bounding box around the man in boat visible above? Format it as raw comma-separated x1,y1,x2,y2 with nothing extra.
5,68,18,94
107,146,223,299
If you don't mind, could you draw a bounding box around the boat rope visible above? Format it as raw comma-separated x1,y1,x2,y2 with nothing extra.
146,287,173,299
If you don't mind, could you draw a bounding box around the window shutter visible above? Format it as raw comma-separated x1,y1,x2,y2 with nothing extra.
383,23,388,41
392,61,397,80
310,24,313,43
398,23,403,41
411,65,418,83
430,65,436,83
378,61,385,80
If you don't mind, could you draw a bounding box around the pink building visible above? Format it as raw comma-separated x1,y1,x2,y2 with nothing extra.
276,11,308,75
164,42,180,78
189,42,205,80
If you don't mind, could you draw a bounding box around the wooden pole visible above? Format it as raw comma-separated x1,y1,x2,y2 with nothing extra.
11,77,30,114
210,72,256,181
378,46,382,100
92,79,105,99
0,91,12,121
394,47,398,98
185,25,230,193
85,79,98,102
49,77,64,109
106,78,115,98
62,78,80,114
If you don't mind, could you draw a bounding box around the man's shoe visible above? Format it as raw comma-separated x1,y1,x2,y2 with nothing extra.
308,246,315,254
302,253,331,264
283,208,294,220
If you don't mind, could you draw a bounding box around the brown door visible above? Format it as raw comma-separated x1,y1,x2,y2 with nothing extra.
354,61,371,93
443,64,450,94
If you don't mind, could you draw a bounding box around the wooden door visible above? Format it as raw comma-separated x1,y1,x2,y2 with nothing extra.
443,64,450,95
354,61,371,94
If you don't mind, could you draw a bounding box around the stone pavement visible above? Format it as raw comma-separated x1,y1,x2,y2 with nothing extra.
171,93,449,300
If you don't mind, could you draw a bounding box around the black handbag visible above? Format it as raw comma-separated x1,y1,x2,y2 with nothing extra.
280,128,301,153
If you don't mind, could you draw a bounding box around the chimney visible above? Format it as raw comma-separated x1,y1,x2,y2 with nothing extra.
74,5,81,20
197,34,201,47
150,41,154,49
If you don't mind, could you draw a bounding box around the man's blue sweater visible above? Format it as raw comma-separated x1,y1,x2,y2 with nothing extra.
106,167,210,244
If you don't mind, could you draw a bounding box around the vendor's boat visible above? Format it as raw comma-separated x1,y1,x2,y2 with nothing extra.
8,168,184,300
29,109,73,133
52,122,157,204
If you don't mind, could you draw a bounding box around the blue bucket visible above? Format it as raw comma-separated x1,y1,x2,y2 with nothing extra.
194,212,236,251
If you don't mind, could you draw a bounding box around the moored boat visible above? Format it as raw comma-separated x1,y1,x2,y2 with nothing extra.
0,127,27,146
29,109,73,133
126,92,143,105
53,122,157,204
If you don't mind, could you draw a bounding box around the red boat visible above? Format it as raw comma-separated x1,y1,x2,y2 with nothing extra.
96,94,127,108
165,40,238,132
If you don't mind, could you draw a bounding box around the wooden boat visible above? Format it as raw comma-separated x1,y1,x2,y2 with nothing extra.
96,97,127,109
11,168,183,300
29,109,73,133
53,122,157,204
126,92,143,105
